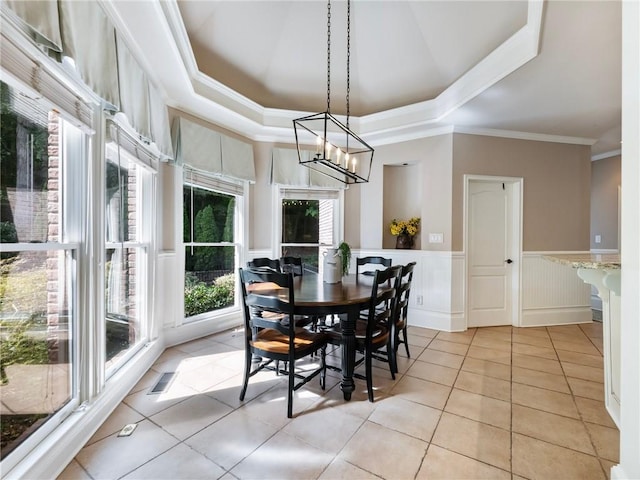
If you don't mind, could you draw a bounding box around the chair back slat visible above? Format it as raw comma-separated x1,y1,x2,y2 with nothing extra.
356,256,392,277
280,256,304,276
247,257,281,272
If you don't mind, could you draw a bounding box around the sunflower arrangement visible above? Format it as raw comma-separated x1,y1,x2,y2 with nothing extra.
389,217,420,236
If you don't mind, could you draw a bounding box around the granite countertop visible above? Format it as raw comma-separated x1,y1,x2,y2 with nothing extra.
543,253,621,270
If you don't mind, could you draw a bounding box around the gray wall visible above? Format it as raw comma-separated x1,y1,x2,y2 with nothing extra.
590,155,621,250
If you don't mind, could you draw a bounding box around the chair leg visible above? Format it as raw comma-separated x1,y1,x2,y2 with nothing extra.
403,326,411,358
287,360,295,418
239,346,252,401
365,346,374,403
320,346,327,390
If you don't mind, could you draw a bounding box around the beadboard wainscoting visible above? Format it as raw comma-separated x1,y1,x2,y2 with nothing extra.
521,252,592,327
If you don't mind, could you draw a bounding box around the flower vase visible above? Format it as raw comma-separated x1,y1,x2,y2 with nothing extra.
395,234,414,249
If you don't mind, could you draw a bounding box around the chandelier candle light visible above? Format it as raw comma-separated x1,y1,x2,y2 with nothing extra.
293,0,374,184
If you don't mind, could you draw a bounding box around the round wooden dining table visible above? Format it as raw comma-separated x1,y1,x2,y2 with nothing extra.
292,273,380,400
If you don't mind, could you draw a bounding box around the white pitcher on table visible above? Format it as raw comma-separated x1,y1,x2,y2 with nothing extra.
323,248,342,284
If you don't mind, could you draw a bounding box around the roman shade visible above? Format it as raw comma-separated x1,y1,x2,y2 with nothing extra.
106,120,160,173
0,28,93,129
59,0,120,109
173,117,255,183
3,0,174,160
4,0,62,52
271,148,345,189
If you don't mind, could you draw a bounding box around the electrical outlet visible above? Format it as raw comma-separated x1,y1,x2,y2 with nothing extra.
118,424,137,437
595,235,602,244
429,233,444,244
416,295,423,305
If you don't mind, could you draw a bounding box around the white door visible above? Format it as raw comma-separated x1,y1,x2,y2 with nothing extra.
467,180,516,327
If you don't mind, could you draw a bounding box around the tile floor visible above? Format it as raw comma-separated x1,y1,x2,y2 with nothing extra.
59,322,618,480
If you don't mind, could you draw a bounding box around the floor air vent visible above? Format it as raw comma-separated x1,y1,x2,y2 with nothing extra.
148,372,175,394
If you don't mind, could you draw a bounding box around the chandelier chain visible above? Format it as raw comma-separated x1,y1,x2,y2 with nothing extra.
346,0,351,128
327,0,331,113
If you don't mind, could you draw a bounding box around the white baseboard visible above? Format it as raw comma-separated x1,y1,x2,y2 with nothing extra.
164,311,243,348
521,306,593,327
408,308,466,332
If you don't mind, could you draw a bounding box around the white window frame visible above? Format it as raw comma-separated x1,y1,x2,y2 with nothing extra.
274,186,345,263
103,141,156,378
181,167,247,324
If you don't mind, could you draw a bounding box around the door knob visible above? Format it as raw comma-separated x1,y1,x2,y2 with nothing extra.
505,259,513,264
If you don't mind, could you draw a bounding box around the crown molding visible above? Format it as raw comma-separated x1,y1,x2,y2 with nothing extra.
105,0,599,151
453,126,596,146
152,0,544,143
592,149,622,161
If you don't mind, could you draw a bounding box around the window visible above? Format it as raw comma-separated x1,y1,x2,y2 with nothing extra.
280,189,341,273
0,81,81,459
183,171,240,319
104,140,154,372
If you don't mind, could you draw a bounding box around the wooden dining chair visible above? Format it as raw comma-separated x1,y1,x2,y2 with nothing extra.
393,262,416,362
247,257,281,272
326,265,402,402
356,256,392,277
238,268,328,418
280,256,304,276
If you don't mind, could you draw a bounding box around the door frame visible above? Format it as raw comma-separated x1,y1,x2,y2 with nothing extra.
463,174,524,328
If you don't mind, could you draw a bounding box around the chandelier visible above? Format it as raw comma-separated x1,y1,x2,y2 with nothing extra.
293,0,374,185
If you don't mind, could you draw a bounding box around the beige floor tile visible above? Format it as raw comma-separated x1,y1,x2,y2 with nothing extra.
600,459,617,480
152,347,191,373
231,430,334,480
428,339,470,356
75,419,179,479
513,327,551,339
128,367,163,395
240,382,320,429
121,443,226,479
435,330,475,344
409,326,440,338
57,460,92,480
473,329,512,343
454,370,511,401
512,404,594,454
408,334,436,348
312,382,381,420
552,339,602,355
417,348,465,369
557,350,604,368
406,359,459,386
368,395,442,442
512,343,558,360
574,397,618,429
445,388,511,430
175,362,240,393
562,362,605,383
512,333,554,348
339,421,428,479
318,458,380,480
512,353,564,375
432,412,511,471
471,336,512,352
204,370,282,409
512,366,570,394
567,377,605,401
87,403,145,445
548,331,593,344
282,404,364,454
461,357,511,381
585,422,620,463
512,433,605,480
123,382,199,418
579,322,604,336
390,375,452,410
511,383,579,419
416,444,511,480
467,345,511,365
185,409,278,470
150,394,233,440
